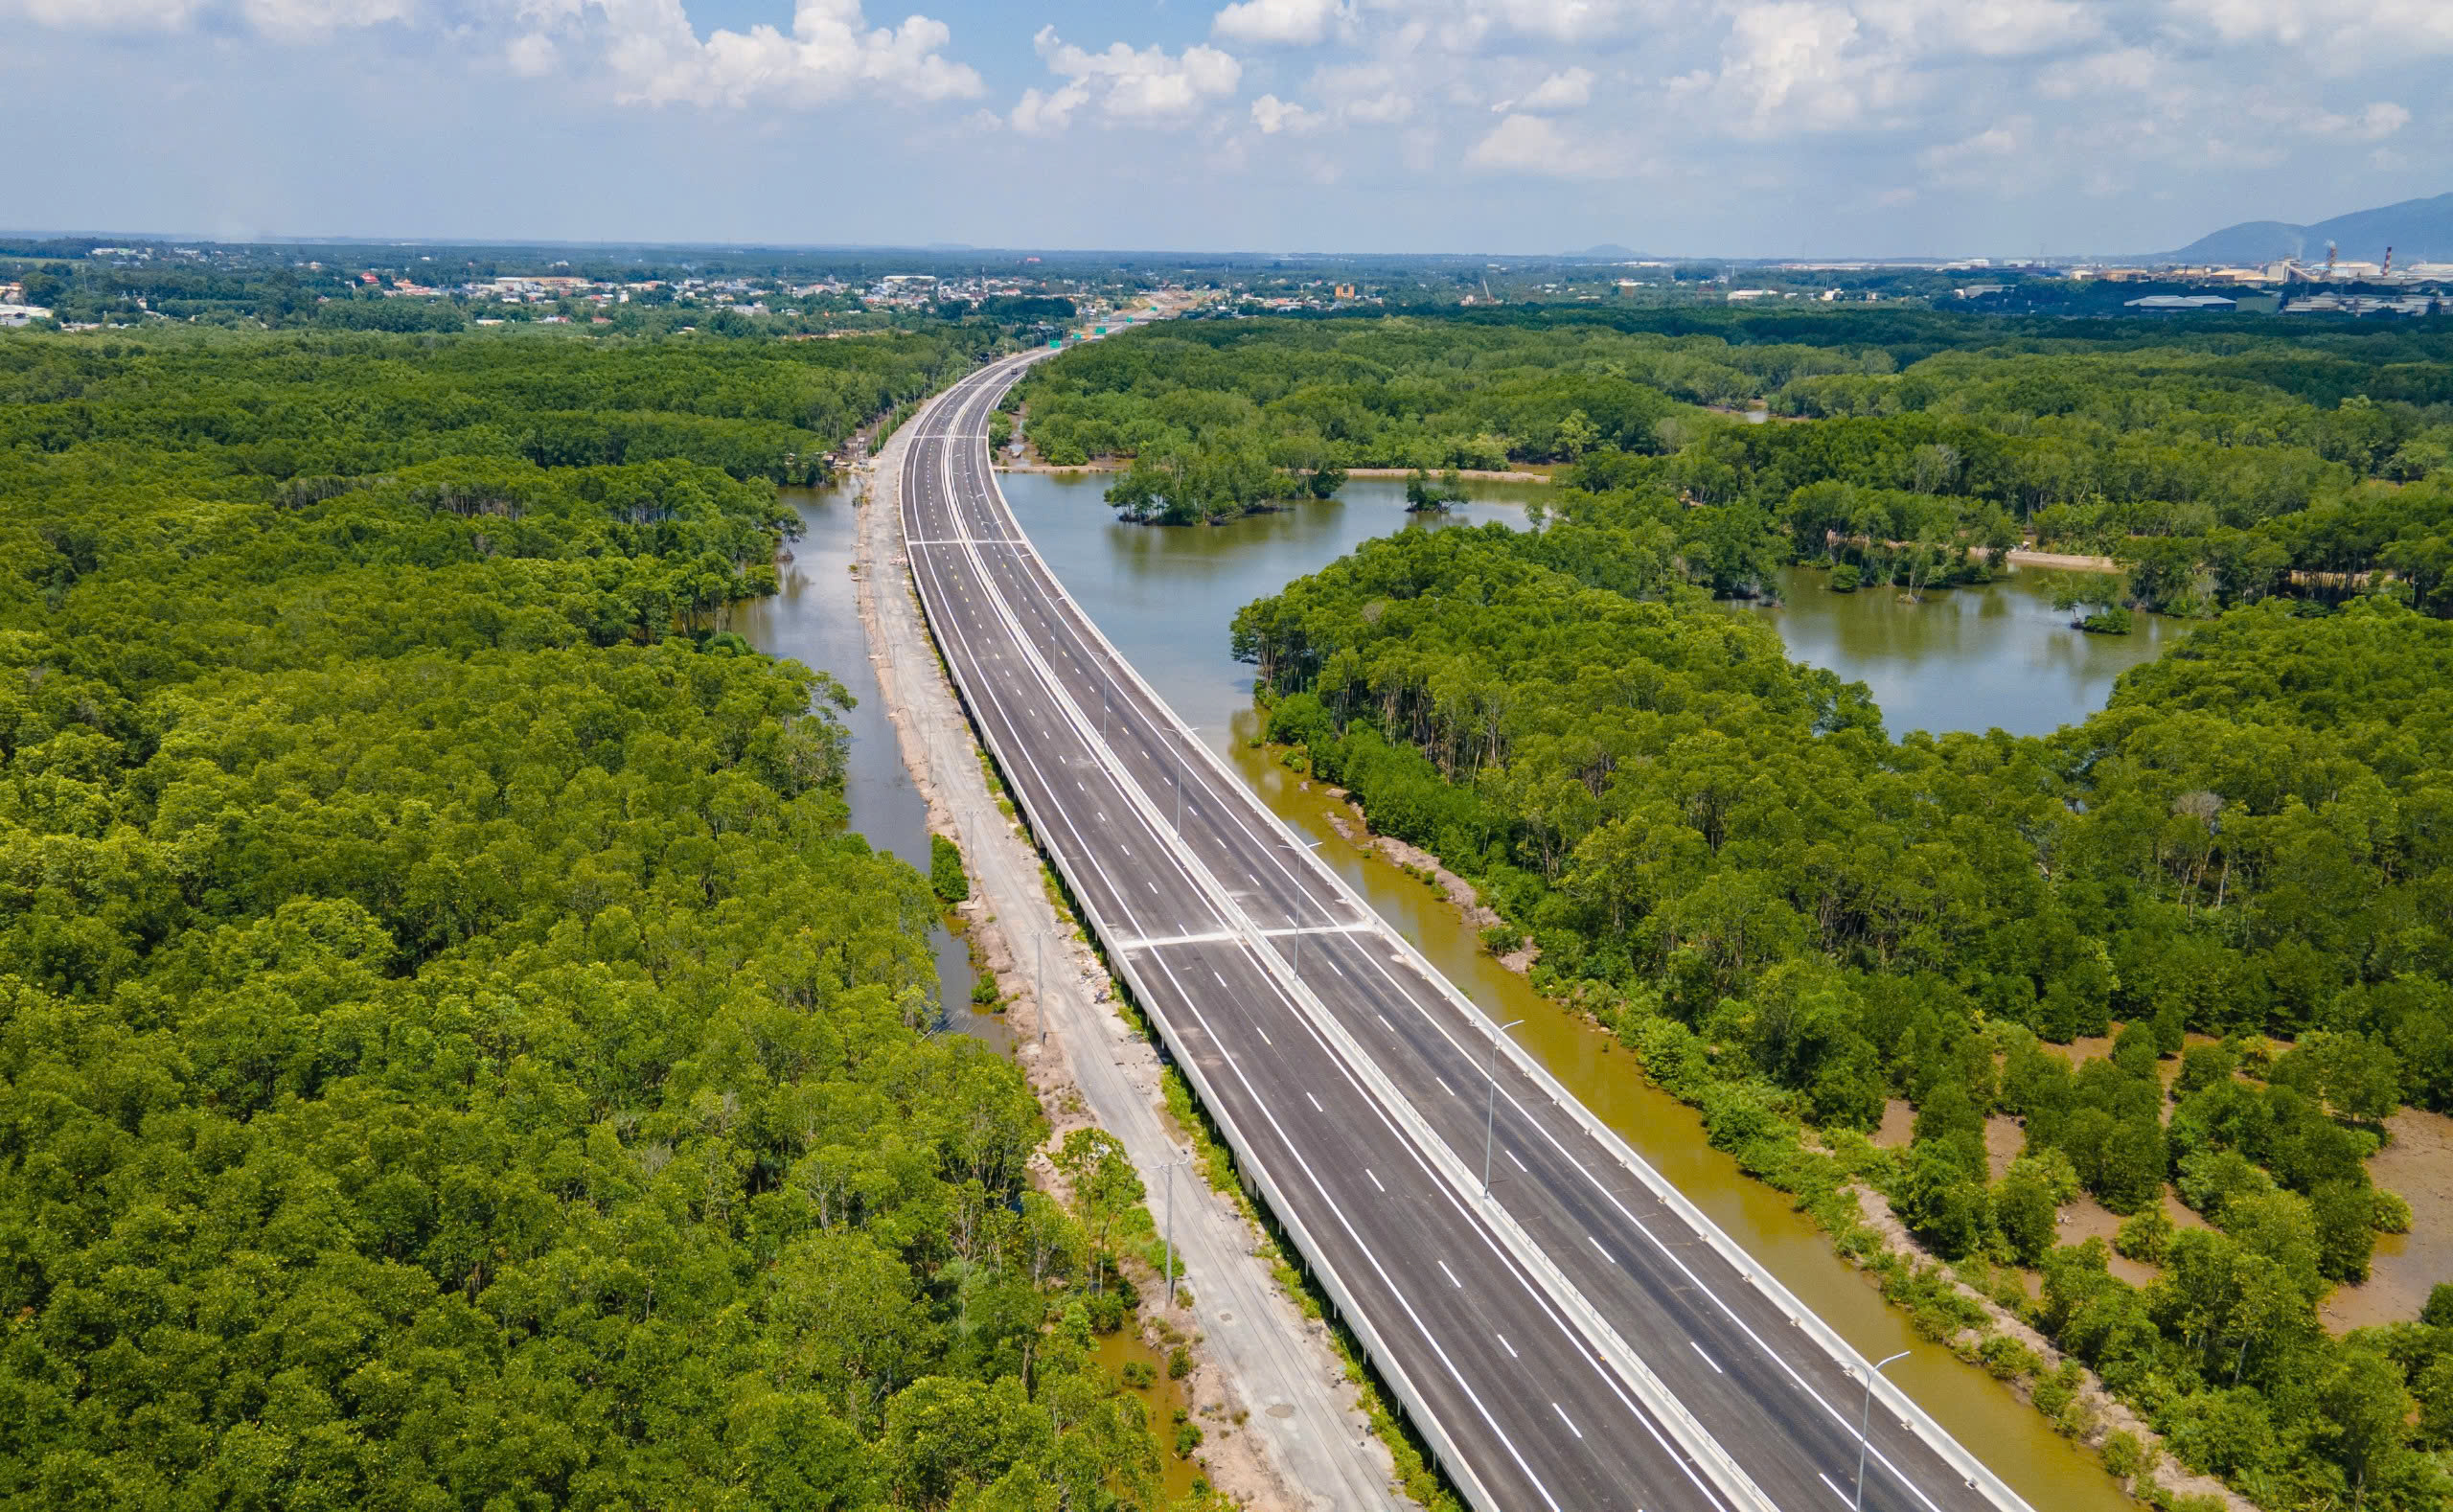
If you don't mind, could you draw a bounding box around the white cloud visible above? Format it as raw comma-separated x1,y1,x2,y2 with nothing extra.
1213,0,1345,46
506,31,559,74
1013,28,1243,134
2037,46,2160,99
241,0,411,38
2169,0,2453,51
10,0,204,26
2309,101,2410,141
1465,0,1653,43
1011,81,1090,135
1463,111,1612,175
1917,118,2024,187
1313,60,1413,124
582,0,983,109
1854,0,2099,57
1715,2,1911,131
1251,93,1320,133
8,0,409,34
1517,66,1593,110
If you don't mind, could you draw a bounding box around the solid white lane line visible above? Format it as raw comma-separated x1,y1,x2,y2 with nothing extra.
1691,1341,1724,1375
1324,913,1955,1512
1552,1403,1583,1440
914,367,1691,1512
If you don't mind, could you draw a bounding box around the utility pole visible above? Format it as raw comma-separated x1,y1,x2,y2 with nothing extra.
1482,1018,1526,1200
1163,1150,1191,1306
1856,1351,1911,1510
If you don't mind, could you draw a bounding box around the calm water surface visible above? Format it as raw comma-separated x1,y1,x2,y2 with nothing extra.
727,486,999,1045
999,468,2137,1512
1733,563,2179,738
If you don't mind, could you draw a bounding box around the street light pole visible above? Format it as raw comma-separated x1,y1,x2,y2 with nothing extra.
1037,930,1047,1045
1481,1018,1526,1200
1856,1350,1912,1511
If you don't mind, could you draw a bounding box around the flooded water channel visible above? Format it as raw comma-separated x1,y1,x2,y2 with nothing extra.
994,470,2144,1512
726,487,1001,1045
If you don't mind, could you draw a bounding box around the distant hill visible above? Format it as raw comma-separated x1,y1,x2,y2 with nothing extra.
2167,191,2453,264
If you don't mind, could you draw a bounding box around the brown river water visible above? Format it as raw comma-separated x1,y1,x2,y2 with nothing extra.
744,473,2147,1511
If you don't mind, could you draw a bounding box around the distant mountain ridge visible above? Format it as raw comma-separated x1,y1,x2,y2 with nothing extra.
2166,191,2453,264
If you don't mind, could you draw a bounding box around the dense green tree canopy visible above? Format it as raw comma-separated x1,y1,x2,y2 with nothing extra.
1028,312,2453,614
1237,409,2453,1507
0,328,1184,1512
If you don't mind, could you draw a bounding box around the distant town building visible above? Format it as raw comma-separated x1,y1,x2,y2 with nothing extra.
2123,294,2236,311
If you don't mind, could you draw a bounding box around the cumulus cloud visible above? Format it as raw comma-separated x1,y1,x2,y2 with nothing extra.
9,0,207,26
1516,66,1594,110
1251,93,1320,133
1917,118,2025,187
1313,60,1414,124
2036,46,2160,99
1011,28,1242,135
241,0,412,38
1715,2,1911,131
1853,0,2099,57
1463,111,1612,175
570,0,981,108
2291,100,2410,141
506,30,559,74
1464,0,1655,43
2169,0,2453,51
5,0,409,29
1213,0,1345,46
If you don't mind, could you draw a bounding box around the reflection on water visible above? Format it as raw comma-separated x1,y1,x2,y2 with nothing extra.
726,486,1002,1047
1731,563,2179,739
1002,468,2136,1512
997,472,1543,738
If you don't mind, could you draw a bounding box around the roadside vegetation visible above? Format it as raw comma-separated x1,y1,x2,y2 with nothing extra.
1195,311,2453,1509
0,326,1204,1511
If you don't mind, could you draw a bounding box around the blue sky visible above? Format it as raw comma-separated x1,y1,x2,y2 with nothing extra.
12,0,2448,256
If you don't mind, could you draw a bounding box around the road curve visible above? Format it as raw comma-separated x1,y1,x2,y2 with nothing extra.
901,351,2036,1512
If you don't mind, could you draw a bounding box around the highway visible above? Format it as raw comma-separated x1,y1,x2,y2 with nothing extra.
898,351,2035,1512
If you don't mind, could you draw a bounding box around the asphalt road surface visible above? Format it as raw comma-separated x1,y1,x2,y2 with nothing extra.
901,352,2034,1512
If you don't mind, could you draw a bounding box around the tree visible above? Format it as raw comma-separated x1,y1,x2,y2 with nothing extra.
1994,1173,2058,1265
1404,467,1467,513
1054,1128,1144,1294
2311,1180,2379,1284
2317,1349,2414,1509
930,832,971,904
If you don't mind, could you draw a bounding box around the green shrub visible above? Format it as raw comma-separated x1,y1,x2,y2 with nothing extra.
930,832,971,903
